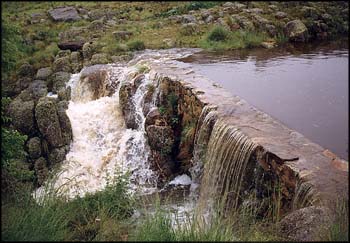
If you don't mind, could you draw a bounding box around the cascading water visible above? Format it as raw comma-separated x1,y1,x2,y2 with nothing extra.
35,64,158,200
195,114,257,216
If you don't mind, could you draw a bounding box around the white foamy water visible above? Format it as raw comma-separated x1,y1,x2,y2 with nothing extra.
35,65,158,200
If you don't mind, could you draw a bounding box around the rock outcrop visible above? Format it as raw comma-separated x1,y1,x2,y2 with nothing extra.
48,7,81,22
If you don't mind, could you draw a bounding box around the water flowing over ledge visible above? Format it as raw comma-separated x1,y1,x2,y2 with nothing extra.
34,49,347,219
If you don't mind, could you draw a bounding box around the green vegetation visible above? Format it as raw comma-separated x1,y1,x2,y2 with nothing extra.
127,40,146,51
201,26,268,51
2,173,134,241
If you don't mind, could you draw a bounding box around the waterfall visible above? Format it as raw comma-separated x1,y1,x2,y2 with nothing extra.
35,65,157,200
194,109,257,216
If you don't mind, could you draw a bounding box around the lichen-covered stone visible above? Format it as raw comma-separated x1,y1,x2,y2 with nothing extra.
35,97,63,147
284,19,309,42
57,100,72,145
70,51,83,73
91,53,109,65
48,146,67,166
53,56,72,73
48,7,81,22
119,82,137,129
30,80,48,100
278,206,332,241
50,71,71,93
34,157,49,185
27,137,42,159
36,67,53,80
18,63,35,77
8,97,35,135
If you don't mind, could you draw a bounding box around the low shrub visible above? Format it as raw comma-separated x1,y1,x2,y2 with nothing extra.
206,26,230,42
127,40,146,51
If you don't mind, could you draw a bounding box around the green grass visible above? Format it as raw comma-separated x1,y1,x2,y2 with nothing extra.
1,172,134,241
200,27,268,51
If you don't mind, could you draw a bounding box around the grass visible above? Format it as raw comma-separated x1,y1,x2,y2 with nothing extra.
200,26,269,51
1,172,134,241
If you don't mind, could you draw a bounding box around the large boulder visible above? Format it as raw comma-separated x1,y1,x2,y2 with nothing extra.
278,206,332,241
70,51,83,73
57,101,72,145
30,80,48,100
50,72,71,93
8,97,35,135
284,20,309,42
35,97,63,148
90,53,109,65
48,7,81,22
27,137,42,159
18,63,35,78
48,146,67,166
53,56,72,73
36,67,52,80
58,41,85,51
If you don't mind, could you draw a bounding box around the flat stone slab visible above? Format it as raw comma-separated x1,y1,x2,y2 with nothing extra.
148,57,348,207
48,7,81,22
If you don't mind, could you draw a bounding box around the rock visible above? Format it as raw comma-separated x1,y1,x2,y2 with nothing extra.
48,146,67,166
145,108,166,127
91,53,109,65
35,97,63,148
88,9,106,20
268,4,278,11
48,7,81,22
146,125,174,152
88,19,105,30
119,82,137,129
50,72,71,93
301,6,319,19
233,15,254,30
249,8,264,14
56,50,71,58
162,38,175,48
29,12,46,24
79,67,110,100
27,137,42,159
284,20,309,42
77,8,88,15
53,56,72,73
30,80,48,100
70,51,83,73
181,23,199,35
8,97,35,135
182,14,196,23
57,101,72,146
34,157,49,186
17,88,34,102
36,67,52,80
275,11,287,19
113,31,133,41
261,41,276,49
278,206,332,241
82,42,95,60
57,86,71,101
18,77,32,90
223,2,234,8
59,27,85,42
57,41,85,51
265,24,277,37
204,15,214,24
18,63,35,78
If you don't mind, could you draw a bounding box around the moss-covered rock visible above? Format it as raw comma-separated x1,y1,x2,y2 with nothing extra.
8,97,35,135
34,157,49,186
27,137,42,159
35,97,63,148
284,19,309,42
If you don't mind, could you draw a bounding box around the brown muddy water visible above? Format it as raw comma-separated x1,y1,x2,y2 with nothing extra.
180,40,349,160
